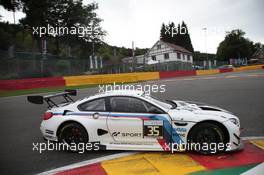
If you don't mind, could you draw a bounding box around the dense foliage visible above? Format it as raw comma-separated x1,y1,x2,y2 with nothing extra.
160,21,194,52
216,29,262,61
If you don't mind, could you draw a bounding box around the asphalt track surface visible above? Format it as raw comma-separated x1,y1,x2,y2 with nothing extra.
0,70,263,175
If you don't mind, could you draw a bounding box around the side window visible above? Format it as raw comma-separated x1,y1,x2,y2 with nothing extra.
164,53,169,59
79,98,106,111
110,97,148,113
187,55,190,61
145,102,164,114
177,53,181,59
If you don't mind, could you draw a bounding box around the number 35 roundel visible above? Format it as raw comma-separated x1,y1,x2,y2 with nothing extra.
143,120,163,138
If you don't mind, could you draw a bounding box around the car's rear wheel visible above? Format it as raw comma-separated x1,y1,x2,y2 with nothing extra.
58,122,88,151
188,122,226,154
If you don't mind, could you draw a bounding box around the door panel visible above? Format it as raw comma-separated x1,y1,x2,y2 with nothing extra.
107,113,143,142
107,96,173,146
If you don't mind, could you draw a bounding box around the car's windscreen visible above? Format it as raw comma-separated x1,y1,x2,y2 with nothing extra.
144,94,173,109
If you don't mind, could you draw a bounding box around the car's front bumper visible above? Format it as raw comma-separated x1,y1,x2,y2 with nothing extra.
222,120,242,151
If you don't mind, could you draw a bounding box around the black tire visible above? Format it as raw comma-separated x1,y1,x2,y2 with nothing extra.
188,122,226,154
58,122,88,151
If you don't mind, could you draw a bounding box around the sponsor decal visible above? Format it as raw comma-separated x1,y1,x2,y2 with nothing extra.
121,133,142,137
177,133,186,137
175,128,187,132
112,132,120,137
112,132,142,137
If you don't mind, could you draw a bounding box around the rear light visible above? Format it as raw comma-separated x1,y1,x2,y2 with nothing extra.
43,112,53,120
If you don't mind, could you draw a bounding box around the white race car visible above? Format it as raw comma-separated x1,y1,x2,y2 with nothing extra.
28,90,242,154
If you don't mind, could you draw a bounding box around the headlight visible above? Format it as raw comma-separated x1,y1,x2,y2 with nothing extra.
229,118,239,126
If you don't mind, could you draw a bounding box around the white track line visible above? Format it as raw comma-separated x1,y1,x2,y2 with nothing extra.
201,77,218,80
36,152,137,175
225,75,238,78
183,78,196,81
241,136,264,140
36,136,264,175
241,162,264,175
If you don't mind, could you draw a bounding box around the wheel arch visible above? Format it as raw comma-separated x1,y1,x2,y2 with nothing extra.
56,120,89,139
187,120,230,143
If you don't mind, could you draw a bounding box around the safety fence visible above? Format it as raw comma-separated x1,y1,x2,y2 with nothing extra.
0,51,192,80
0,64,263,91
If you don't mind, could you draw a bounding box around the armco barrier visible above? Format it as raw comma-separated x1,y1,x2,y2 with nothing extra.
196,69,220,76
159,70,196,79
0,77,65,91
63,72,160,86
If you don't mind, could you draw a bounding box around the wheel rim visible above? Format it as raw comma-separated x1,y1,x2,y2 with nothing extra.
192,127,224,153
61,126,85,144
196,128,221,144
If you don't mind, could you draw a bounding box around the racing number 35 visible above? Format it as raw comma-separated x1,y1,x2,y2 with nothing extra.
143,120,163,138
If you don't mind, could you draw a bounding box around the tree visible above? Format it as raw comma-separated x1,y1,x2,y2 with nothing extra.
251,42,263,54
160,21,194,52
20,0,105,54
160,23,166,40
0,0,23,23
194,51,216,61
216,29,253,61
0,0,22,11
0,27,12,49
180,21,194,52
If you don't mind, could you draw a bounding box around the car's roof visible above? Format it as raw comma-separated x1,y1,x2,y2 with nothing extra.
79,90,145,103
96,90,144,97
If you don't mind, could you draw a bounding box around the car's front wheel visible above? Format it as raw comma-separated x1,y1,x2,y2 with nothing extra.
58,122,88,150
188,122,227,154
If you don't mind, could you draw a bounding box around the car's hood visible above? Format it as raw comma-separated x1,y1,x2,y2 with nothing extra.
167,100,237,122
173,100,231,113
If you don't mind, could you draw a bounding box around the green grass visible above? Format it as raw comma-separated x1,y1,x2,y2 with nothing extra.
0,84,97,98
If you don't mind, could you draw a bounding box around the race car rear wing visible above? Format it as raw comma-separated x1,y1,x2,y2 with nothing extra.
27,90,77,108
